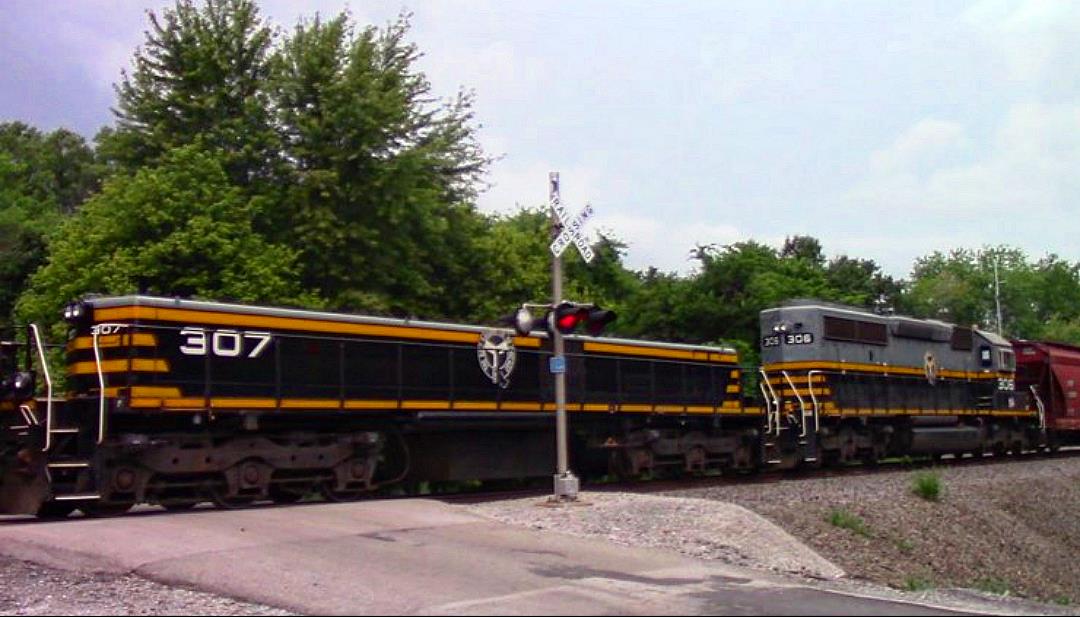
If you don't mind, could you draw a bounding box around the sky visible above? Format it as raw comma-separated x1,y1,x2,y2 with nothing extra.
2,0,1078,277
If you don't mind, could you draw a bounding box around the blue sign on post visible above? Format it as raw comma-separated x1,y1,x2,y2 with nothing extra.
549,356,567,374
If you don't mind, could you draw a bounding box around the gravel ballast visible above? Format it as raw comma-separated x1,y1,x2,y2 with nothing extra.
0,556,292,616
467,455,1080,614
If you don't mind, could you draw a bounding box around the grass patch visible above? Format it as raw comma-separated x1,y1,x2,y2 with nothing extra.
895,538,914,553
911,470,943,501
904,575,933,592
973,577,1011,596
826,508,872,538
1054,596,1071,606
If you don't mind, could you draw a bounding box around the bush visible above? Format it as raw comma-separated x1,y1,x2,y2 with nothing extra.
905,576,933,592
912,471,943,501
827,508,871,538
973,577,1011,596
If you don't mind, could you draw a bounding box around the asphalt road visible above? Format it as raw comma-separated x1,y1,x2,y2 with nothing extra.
0,500,972,616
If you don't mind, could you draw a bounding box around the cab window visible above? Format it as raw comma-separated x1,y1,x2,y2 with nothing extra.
999,349,1015,371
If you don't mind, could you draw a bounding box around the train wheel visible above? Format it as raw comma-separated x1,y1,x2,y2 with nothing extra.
162,501,198,512
270,487,304,504
83,502,135,518
321,483,364,502
860,448,880,467
36,501,76,519
608,450,644,481
684,447,707,475
210,485,256,510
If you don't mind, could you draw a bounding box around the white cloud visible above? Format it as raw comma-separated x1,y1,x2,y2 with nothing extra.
846,102,1080,216
835,102,1080,274
964,0,1080,86
869,119,967,173
591,213,744,275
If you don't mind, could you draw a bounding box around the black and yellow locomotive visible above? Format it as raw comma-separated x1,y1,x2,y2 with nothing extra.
1,295,754,516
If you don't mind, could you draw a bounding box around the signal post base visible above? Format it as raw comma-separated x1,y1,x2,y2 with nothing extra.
551,472,580,501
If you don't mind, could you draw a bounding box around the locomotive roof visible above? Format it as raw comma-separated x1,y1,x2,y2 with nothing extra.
765,300,1008,343
82,295,737,355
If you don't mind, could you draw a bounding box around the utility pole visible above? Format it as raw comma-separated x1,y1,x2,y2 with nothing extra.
994,258,1003,335
548,172,579,501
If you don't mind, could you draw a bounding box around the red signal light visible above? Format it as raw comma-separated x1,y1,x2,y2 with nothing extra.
556,313,580,332
549,302,616,336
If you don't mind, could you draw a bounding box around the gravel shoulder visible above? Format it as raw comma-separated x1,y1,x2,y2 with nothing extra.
466,455,1080,616
0,555,292,616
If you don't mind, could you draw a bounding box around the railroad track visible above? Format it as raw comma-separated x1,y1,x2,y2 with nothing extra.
436,446,1080,505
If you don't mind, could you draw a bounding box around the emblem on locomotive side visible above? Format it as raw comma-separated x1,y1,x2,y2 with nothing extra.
478,330,517,389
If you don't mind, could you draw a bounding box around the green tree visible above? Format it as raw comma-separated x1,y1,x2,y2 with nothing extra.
902,246,1080,342
268,12,490,317
0,123,101,326
826,255,903,308
468,207,639,328
780,235,825,266
100,0,279,189
904,249,989,327
16,146,308,337
615,268,705,342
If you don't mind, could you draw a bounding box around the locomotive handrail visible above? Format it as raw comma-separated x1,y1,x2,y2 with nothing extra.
760,383,773,434
806,370,822,433
28,324,54,452
92,323,128,445
759,368,781,436
782,370,808,438
18,404,39,427
1030,384,1046,430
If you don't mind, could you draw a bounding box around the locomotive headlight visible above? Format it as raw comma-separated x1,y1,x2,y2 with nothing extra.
62,302,88,324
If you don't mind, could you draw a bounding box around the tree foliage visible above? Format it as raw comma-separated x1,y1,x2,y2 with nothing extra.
904,247,1080,342
268,12,490,315
17,146,306,337
101,0,278,188
0,123,101,327
614,240,901,352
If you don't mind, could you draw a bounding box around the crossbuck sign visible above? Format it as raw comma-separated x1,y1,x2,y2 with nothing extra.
548,172,595,263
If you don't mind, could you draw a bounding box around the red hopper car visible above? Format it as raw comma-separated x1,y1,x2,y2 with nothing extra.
1013,339,1080,448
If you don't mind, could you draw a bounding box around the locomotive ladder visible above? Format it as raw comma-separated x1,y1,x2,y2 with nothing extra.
782,370,819,464
759,368,783,465
29,323,100,503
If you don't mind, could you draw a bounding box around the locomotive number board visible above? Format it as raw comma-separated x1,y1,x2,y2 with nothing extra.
762,333,815,348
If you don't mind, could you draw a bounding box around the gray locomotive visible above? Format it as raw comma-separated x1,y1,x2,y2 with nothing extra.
758,300,1039,467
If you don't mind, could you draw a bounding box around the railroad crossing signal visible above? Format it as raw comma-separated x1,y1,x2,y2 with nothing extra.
548,174,595,263
508,302,617,337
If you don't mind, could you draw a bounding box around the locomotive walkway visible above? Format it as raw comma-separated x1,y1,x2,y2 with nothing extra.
0,500,974,615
